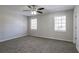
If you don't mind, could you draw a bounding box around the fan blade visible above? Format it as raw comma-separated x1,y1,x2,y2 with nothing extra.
27,6,31,8
38,8,44,10
23,10,30,11
37,11,43,14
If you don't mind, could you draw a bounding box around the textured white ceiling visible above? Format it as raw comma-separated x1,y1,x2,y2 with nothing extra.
40,5,74,12
0,5,74,16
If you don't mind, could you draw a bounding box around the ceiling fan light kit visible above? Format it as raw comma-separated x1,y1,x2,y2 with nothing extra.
31,11,37,15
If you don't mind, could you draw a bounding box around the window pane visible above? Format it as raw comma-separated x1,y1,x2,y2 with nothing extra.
31,18,37,30
54,16,66,32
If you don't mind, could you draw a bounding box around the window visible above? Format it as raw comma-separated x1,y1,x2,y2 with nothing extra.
54,16,66,31
31,18,37,30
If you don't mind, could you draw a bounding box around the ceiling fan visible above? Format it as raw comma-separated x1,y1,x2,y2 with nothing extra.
23,5,44,15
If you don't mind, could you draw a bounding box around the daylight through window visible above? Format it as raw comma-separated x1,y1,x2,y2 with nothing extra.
54,16,66,32
31,18,37,30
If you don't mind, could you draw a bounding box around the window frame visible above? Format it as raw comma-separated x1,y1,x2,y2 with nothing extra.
54,16,66,32
31,18,37,30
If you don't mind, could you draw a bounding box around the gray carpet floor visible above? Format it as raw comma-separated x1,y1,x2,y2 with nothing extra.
0,36,78,53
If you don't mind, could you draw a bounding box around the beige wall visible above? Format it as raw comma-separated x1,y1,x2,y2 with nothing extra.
73,6,77,43
28,10,73,42
0,8,28,42
75,6,79,52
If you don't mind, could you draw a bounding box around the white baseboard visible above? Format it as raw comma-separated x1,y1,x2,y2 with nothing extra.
30,35,73,42
0,34,73,43
0,33,27,42
76,45,79,52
